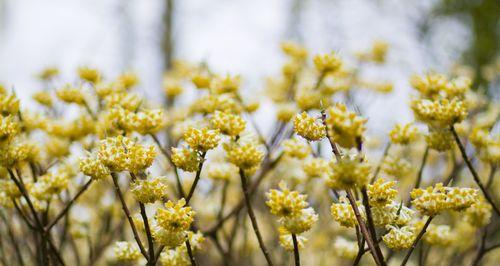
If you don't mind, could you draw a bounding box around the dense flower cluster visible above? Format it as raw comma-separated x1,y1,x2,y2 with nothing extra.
0,39,498,266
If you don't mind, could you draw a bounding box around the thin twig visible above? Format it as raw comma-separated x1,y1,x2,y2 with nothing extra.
46,178,93,230
346,190,383,266
400,216,434,266
361,188,385,265
110,172,148,259
370,142,391,183
292,233,300,266
239,169,274,266
450,126,500,216
185,239,197,266
186,152,207,203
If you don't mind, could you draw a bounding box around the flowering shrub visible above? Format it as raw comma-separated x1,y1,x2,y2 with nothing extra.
0,40,499,266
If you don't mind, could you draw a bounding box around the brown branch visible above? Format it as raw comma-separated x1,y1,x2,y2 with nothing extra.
292,233,300,266
451,126,500,216
400,216,434,266
361,187,385,265
346,190,383,266
186,151,207,203
110,172,148,260
239,169,274,266
46,178,93,230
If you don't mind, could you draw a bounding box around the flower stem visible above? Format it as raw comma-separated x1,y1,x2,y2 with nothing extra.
110,173,148,260
400,216,434,266
239,169,274,266
450,126,500,216
346,190,384,266
361,188,385,265
292,233,300,266
186,151,207,204
185,239,197,266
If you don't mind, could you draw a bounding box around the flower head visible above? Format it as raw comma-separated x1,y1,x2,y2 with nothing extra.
293,112,326,141
326,103,367,149
155,199,195,233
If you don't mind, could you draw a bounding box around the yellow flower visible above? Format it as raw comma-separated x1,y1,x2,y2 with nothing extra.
163,78,184,98
330,196,365,228
0,93,20,115
367,179,398,207
410,73,448,99
113,241,141,261
79,154,110,180
205,162,238,181
33,91,53,107
171,147,202,172
37,67,59,81
56,84,86,105
326,103,367,149
313,52,343,74
389,123,419,145
0,115,20,143
98,136,156,173
31,172,70,201
266,181,308,217
280,207,318,234
152,226,186,248
464,196,492,227
282,138,311,159
281,41,308,61
117,72,139,89
191,73,211,89
183,127,220,152
210,74,241,94
276,103,299,122
131,177,168,203
225,141,264,170
382,225,415,250
411,98,467,127
381,156,412,179
78,67,101,84
155,198,195,233
423,224,454,246
210,111,246,137
371,202,414,227
326,155,371,189
303,158,330,179
425,128,454,152
278,227,308,251
410,183,478,216
293,112,326,141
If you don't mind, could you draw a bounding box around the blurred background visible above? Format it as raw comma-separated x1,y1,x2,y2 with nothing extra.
0,0,498,133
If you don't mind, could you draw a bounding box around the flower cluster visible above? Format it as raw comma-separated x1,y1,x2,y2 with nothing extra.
293,112,326,141
154,199,195,248
410,183,478,216
325,103,367,149
326,155,371,189
330,196,365,228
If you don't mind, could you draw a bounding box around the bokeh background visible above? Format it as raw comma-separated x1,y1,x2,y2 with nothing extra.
0,0,498,134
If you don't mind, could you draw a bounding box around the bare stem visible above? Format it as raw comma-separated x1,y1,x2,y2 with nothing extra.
185,239,197,266
450,126,500,216
110,173,148,260
346,190,383,266
370,142,392,183
239,169,274,266
361,188,385,265
186,152,207,204
292,234,300,266
46,178,93,230
400,216,434,266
